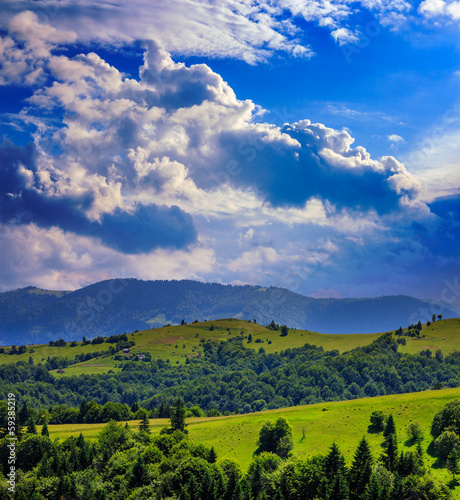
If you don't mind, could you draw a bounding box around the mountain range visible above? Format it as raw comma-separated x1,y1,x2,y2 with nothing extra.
0,279,457,345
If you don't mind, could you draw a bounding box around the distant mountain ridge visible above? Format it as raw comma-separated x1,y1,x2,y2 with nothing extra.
0,279,457,345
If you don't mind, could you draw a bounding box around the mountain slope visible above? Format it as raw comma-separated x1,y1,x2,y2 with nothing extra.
0,279,457,344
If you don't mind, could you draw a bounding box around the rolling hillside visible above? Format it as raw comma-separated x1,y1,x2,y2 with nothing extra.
0,317,458,378
1,279,458,345
45,388,460,496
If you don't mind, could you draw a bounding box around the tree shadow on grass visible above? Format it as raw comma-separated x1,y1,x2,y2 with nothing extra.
404,437,417,448
426,441,437,459
426,441,445,469
447,478,459,491
367,424,383,435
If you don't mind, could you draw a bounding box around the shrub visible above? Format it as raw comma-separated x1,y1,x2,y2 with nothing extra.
370,410,385,431
406,422,423,442
434,430,460,460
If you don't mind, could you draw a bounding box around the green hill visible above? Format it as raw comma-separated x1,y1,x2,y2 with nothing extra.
1,317,458,379
2,279,458,345
45,387,460,496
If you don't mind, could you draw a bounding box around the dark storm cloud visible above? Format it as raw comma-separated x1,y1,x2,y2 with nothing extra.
424,195,460,259
217,123,419,215
0,141,197,253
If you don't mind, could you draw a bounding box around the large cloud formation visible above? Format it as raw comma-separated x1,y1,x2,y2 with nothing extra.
0,0,428,65
0,11,458,304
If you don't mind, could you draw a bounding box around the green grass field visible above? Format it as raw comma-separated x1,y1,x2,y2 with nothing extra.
400,318,460,356
45,387,460,495
2,318,459,379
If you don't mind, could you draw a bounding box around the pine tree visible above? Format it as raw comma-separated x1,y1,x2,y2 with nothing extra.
201,469,217,500
322,443,348,500
383,414,396,440
250,458,264,499
208,446,217,463
329,471,350,500
41,421,50,437
27,417,37,434
390,476,405,500
37,454,53,478
382,433,398,472
130,455,149,488
232,480,243,500
214,469,226,500
139,412,150,434
76,432,85,448
324,442,347,479
349,437,373,499
364,473,382,500
79,443,92,469
79,398,89,423
170,397,188,433
68,443,79,472
18,402,30,426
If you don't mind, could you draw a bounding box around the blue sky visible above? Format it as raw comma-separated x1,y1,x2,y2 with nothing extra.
0,0,459,313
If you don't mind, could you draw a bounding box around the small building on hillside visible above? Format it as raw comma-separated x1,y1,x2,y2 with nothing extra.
57,369,65,373
123,348,130,353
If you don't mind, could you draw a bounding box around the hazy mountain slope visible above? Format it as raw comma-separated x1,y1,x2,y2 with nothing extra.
0,279,456,344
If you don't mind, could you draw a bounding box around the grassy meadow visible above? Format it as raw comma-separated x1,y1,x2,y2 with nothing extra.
45,387,460,495
0,317,458,378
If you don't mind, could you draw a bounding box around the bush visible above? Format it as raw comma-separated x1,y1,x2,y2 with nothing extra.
434,430,460,460
406,422,423,442
431,399,460,438
370,410,385,431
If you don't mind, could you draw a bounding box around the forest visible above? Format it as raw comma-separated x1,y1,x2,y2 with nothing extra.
1,331,460,423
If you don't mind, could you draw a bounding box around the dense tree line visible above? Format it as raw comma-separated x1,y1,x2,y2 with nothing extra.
0,400,455,499
1,332,460,417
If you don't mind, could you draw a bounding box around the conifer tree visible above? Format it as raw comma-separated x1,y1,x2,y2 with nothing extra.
76,432,85,448
18,402,30,426
329,471,350,500
382,433,398,472
37,454,53,478
201,469,217,500
349,437,373,499
364,473,383,500
390,476,405,500
139,412,150,434
41,421,50,437
170,397,188,433
322,442,348,500
214,468,226,500
130,455,149,488
208,446,217,463
27,416,37,434
383,414,396,440
232,480,242,500
79,398,89,423
324,442,348,479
